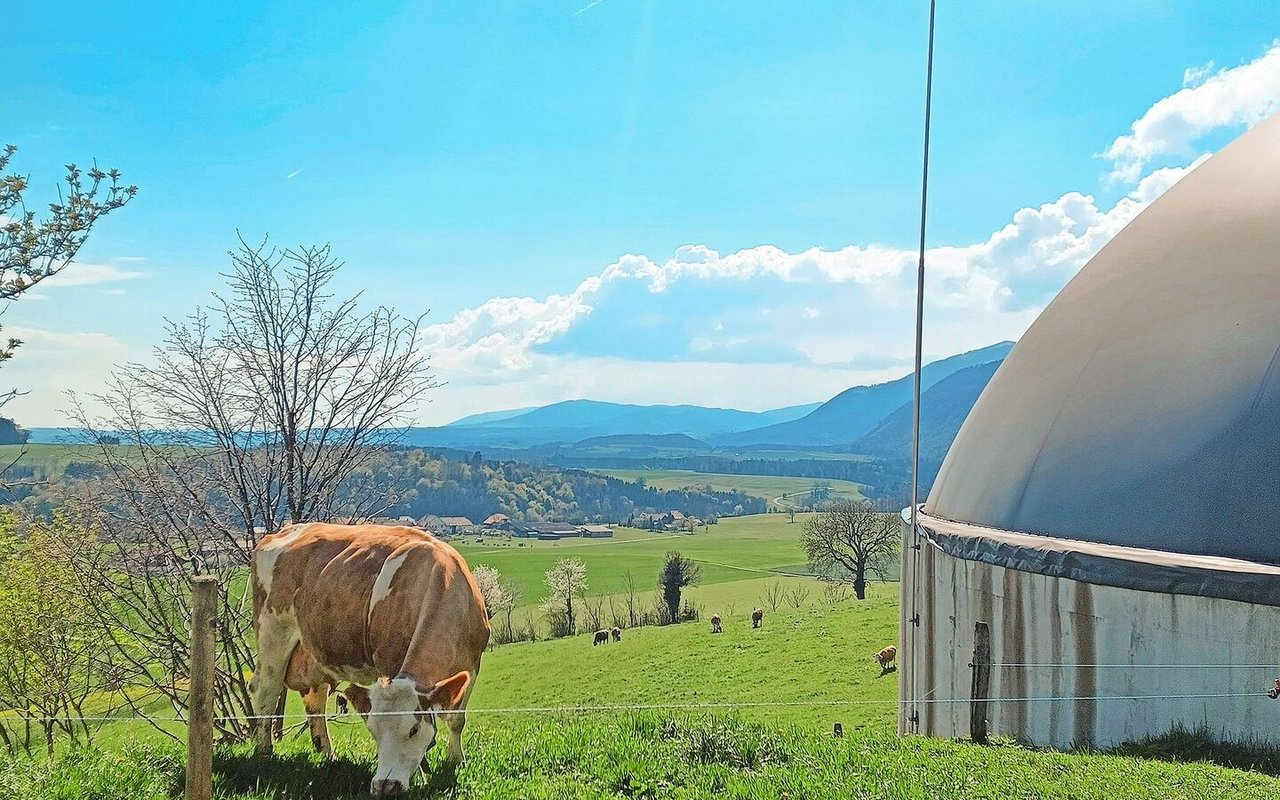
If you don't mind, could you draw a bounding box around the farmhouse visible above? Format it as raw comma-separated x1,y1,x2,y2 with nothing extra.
634,510,692,531
483,513,511,527
577,524,614,539
417,515,475,536
900,112,1280,748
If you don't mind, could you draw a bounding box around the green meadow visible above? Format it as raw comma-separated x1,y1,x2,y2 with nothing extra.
596,469,869,509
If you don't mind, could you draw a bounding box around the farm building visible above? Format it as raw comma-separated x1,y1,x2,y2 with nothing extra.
577,524,614,538
483,513,511,527
512,522,581,540
418,515,475,536
900,113,1280,748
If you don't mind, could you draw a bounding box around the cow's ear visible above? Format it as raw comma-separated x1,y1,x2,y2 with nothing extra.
418,671,471,709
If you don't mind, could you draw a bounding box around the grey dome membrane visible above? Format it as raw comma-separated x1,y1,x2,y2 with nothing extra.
926,112,1280,568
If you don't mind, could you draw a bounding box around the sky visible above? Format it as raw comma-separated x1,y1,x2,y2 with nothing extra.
4,1,1279,427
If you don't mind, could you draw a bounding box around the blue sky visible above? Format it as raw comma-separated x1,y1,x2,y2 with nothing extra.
4,1,1279,425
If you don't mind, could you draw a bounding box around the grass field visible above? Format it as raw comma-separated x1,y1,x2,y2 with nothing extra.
9,589,1280,797
596,470,867,509
0,443,106,478
452,514,819,607
10,715,1280,800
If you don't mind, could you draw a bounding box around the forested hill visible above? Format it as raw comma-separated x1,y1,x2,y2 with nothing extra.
375,449,765,523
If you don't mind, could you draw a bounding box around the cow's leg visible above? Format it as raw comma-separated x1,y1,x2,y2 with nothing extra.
302,684,333,756
250,615,298,756
442,686,473,765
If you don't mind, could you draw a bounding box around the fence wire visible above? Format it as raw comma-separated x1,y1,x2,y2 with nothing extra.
3,686,1278,727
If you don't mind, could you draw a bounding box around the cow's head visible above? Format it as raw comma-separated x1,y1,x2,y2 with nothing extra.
365,671,471,797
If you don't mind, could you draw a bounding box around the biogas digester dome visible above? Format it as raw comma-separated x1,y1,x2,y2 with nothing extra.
900,113,1280,748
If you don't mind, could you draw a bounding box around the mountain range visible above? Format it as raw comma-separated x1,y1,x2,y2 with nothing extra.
404,341,1014,453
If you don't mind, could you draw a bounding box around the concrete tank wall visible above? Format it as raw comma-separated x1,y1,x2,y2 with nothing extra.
899,519,1280,748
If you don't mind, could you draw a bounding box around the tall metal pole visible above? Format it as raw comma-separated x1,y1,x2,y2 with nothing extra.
908,0,938,735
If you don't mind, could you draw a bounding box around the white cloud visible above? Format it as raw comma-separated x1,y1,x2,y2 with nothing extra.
420,161,1202,393
40,261,146,288
1104,41,1280,182
0,327,129,427
1183,60,1216,88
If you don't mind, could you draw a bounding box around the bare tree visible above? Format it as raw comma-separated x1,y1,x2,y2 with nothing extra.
544,559,587,638
582,595,605,633
823,581,854,605
62,237,436,737
622,569,640,628
761,581,783,612
783,584,810,609
802,499,899,600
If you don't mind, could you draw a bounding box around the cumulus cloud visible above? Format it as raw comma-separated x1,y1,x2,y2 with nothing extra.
40,261,146,288
420,163,1201,392
1104,41,1280,182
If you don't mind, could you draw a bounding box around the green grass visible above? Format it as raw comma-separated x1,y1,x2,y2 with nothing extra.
595,470,868,508
6,715,1279,799
453,514,819,605
0,443,111,478
473,593,900,731
8,592,1280,798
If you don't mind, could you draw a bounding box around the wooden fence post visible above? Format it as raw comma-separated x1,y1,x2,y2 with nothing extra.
187,575,219,800
970,621,991,745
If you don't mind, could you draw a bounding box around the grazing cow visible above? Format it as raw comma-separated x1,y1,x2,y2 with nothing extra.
751,608,764,629
874,645,897,674
710,614,722,634
251,523,490,798
593,629,610,646
1269,679,1280,700
611,626,622,642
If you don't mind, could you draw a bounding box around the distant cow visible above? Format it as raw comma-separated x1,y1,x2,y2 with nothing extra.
710,614,722,634
611,626,622,642
251,523,490,798
751,608,764,629
875,645,897,674
594,629,610,646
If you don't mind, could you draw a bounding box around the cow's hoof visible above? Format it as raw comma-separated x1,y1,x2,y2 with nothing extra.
370,778,406,797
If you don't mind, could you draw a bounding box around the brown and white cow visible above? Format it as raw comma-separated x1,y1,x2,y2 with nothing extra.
593,629,610,646
610,626,622,642
251,523,490,797
874,645,897,673
710,614,722,634
751,608,764,629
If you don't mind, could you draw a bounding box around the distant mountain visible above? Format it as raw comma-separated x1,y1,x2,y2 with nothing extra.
851,360,1003,464
717,342,1014,447
446,407,538,427
402,399,823,449
573,433,709,449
